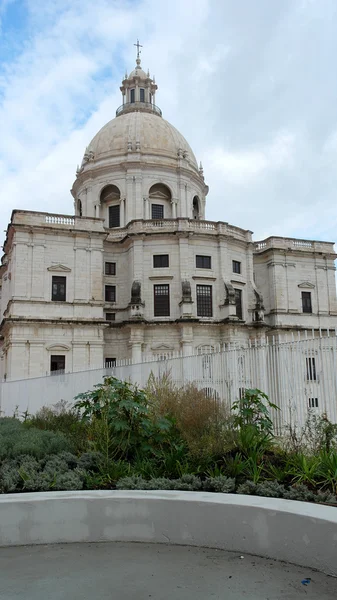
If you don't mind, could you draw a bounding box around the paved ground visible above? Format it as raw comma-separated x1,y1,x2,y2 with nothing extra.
0,542,336,599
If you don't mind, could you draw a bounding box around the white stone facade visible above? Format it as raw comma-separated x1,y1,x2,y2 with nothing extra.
1,57,337,381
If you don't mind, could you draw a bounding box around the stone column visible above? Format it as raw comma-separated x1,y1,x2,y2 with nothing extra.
126,175,134,221
120,198,125,227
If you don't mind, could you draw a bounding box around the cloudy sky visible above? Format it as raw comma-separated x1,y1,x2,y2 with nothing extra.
1,0,337,247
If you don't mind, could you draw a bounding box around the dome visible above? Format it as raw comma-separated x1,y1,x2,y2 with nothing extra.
86,111,199,170
128,66,148,79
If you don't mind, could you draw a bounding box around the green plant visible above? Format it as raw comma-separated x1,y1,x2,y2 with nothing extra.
74,377,178,464
232,389,279,435
221,453,246,480
243,454,265,484
317,450,337,494
287,453,321,489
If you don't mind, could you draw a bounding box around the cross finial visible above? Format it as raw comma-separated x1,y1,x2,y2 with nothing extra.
134,39,143,61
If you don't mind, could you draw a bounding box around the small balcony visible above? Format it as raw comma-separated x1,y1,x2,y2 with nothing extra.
116,101,162,117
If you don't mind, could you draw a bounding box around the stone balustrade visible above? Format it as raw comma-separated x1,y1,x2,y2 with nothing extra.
254,236,335,254
11,211,105,233
107,219,252,242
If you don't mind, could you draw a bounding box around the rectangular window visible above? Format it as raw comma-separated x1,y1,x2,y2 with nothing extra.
130,88,135,103
196,285,213,317
109,205,120,228
52,276,66,302
302,291,312,313
154,284,170,316
105,312,116,321
306,357,317,381
153,254,169,268
151,204,164,219
105,262,116,275
235,288,243,320
105,285,116,302
105,357,116,367
140,88,145,102
308,397,319,409
50,355,65,374
232,260,241,274
196,255,211,269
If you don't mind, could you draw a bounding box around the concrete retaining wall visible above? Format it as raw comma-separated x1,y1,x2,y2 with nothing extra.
0,491,336,576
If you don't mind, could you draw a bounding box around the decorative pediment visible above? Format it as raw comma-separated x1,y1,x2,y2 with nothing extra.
46,344,70,351
298,281,315,289
47,264,71,272
151,344,174,351
149,191,169,200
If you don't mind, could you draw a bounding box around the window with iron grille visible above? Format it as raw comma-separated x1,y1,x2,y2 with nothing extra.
232,260,241,274
154,284,170,316
105,357,116,367
140,88,145,102
105,313,116,321
151,204,164,219
109,205,120,228
153,254,169,268
196,285,212,317
234,288,243,320
196,255,211,269
308,397,318,408
52,276,66,301
50,355,65,373
130,88,135,103
105,262,116,275
306,357,317,381
105,285,116,302
302,291,312,313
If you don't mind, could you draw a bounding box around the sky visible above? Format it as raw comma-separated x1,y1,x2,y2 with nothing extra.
1,0,337,246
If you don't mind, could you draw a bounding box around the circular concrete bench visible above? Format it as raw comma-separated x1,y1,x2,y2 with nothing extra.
0,490,336,577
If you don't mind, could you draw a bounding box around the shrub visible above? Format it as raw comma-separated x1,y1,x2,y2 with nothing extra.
25,401,89,454
0,418,73,460
78,452,103,472
0,452,86,493
146,373,234,458
116,474,202,492
283,412,337,454
202,475,235,493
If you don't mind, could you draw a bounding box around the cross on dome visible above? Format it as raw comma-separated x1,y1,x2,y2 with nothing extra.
134,39,143,63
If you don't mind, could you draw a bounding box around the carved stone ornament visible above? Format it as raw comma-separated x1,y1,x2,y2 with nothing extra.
181,280,192,303
254,289,265,322
224,281,236,305
130,280,142,304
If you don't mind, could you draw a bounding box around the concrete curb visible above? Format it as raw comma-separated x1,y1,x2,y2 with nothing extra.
0,490,336,576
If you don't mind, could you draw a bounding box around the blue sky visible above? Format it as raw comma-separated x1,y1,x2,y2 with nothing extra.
1,0,337,246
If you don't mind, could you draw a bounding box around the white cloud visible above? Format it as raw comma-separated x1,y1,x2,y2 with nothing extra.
1,0,337,247
206,131,296,183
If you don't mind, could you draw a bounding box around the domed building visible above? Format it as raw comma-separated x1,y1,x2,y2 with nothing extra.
1,51,337,381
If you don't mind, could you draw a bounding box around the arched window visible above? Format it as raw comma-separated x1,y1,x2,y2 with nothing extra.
149,183,172,219
193,196,200,220
77,199,82,217
100,185,121,228
130,88,135,103
140,88,145,102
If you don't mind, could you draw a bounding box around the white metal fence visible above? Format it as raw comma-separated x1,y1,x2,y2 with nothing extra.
1,334,337,432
